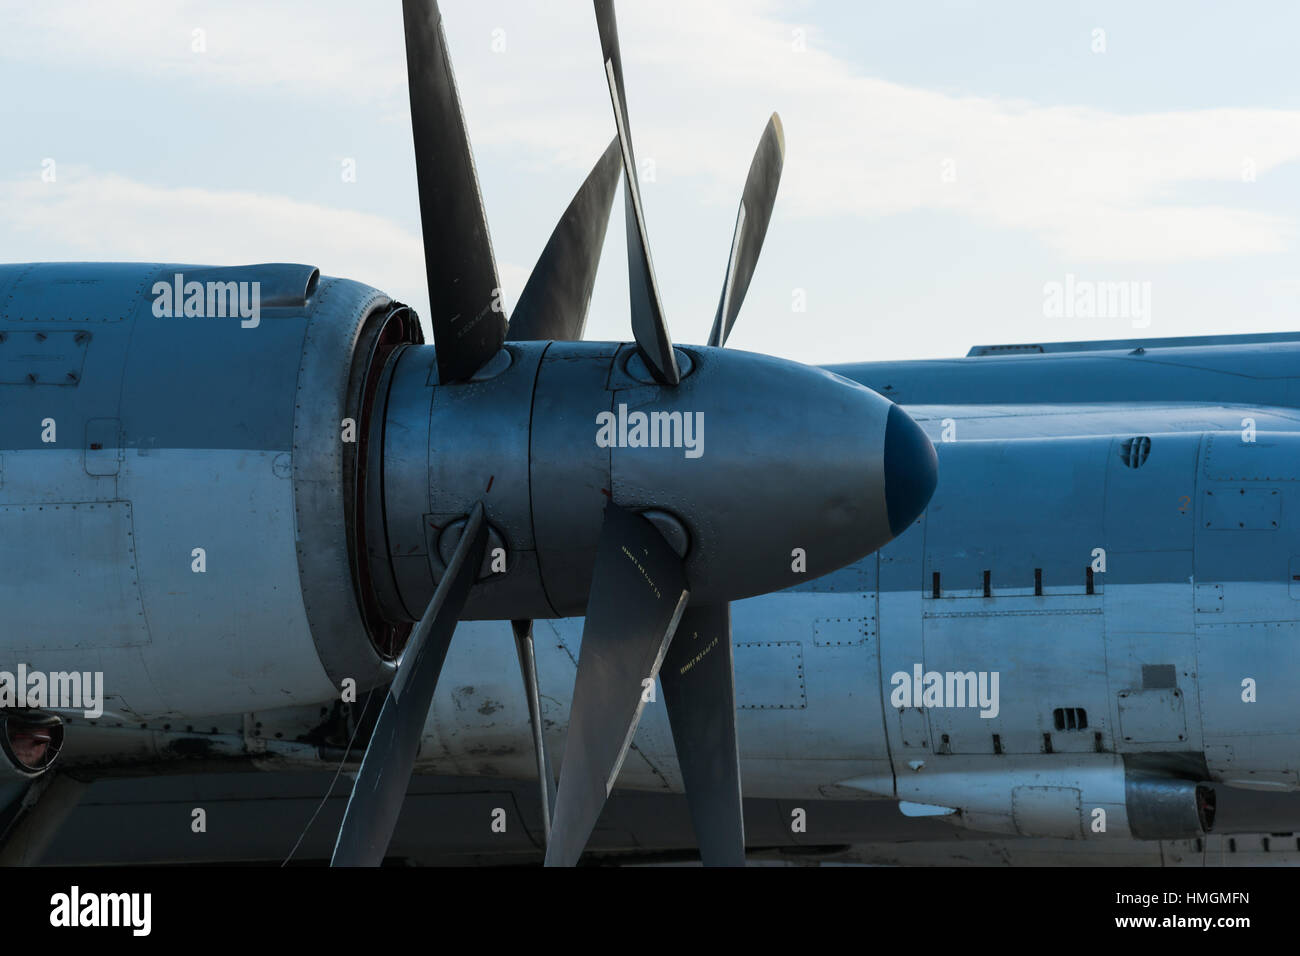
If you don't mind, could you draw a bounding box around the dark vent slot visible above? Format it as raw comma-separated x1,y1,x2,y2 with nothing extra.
1034,568,1042,596
983,570,991,598
1119,436,1152,468
1053,707,1088,731
1086,566,1095,594
932,571,941,599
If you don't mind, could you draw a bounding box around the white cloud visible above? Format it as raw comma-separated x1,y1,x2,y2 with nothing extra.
0,168,547,335
2,169,414,276
0,0,406,104
442,2,1300,263
6,0,1298,263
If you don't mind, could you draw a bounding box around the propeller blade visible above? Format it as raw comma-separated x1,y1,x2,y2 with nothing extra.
708,113,785,348
545,501,689,866
331,502,489,866
403,0,505,383
508,138,622,343
659,603,745,865
512,619,557,845
593,0,680,385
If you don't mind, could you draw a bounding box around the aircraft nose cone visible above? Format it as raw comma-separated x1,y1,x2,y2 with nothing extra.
883,403,938,537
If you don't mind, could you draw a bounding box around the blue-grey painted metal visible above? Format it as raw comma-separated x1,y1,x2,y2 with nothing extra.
0,262,397,718
354,337,1300,842
0,259,925,731
370,336,919,623
17,269,1299,850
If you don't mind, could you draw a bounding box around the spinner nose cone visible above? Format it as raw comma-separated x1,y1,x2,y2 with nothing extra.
883,404,938,537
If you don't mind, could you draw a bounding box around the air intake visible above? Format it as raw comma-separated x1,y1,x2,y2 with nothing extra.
1119,436,1151,469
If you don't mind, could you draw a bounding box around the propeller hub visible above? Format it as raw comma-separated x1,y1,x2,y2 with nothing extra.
362,339,936,626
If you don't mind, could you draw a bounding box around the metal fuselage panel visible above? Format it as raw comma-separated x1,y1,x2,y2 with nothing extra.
827,339,1300,409
0,264,387,718
833,345,1300,799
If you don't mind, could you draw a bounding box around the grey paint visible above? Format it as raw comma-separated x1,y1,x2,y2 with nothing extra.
0,263,383,716
10,266,1300,849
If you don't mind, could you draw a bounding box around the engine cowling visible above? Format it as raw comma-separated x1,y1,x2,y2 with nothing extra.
843,755,1215,840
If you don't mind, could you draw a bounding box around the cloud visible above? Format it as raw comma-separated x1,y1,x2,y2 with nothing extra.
0,167,540,338
0,169,406,332
3,0,1298,289
441,2,1300,262
0,0,407,104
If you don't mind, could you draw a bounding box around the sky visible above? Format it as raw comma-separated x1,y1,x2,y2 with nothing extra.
2,0,1299,363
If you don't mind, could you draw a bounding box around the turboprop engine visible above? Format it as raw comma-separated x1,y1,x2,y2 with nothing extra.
0,0,939,865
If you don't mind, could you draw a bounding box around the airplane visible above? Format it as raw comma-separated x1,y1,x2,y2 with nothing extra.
11,324,1300,866
3,1,1298,868
0,0,937,868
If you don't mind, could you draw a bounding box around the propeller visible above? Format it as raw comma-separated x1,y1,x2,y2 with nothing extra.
329,0,937,870
402,0,505,384
545,560,747,866
331,502,488,866
658,603,744,865
333,0,630,865
502,133,628,847
512,619,557,846
500,50,782,862
708,114,785,348
507,138,622,343
545,502,689,866
595,0,680,385
535,1,796,868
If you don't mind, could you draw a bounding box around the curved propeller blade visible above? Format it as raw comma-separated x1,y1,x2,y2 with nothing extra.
331,502,488,867
659,603,745,865
594,0,680,385
545,501,689,866
403,0,505,383
508,138,622,343
512,619,557,845
708,113,785,348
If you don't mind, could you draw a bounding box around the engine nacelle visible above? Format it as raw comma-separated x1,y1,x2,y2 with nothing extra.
0,262,934,721
843,755,1215,840
0,262,421,718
